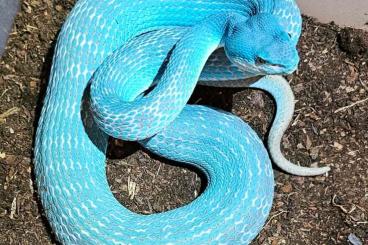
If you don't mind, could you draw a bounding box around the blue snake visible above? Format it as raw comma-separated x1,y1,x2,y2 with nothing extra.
34,0,330,244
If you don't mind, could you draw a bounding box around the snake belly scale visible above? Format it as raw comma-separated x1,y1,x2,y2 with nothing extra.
34,0,330,244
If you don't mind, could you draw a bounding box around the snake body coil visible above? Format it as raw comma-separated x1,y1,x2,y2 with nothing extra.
35,0,329,244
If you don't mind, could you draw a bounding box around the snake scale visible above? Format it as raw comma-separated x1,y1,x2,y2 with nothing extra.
35,0,330,244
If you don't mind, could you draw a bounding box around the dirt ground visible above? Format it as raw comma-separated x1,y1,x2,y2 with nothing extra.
0,0,367,244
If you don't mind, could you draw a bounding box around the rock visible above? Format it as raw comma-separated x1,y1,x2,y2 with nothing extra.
281,183,293,193
348,233,363,245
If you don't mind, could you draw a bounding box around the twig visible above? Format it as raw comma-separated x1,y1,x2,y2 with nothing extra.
0,107,20,123
359,79,368,91
264,210,287,228
334,98,368,113
332,194,350,213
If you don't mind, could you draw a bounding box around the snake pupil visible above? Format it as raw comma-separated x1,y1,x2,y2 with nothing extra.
255,57,268,65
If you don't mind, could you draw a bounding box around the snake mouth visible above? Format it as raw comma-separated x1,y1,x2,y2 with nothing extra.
255,54,300,74
255,57,288,69
264,64,298,75
230,55,299,76
269,63,287,69
264,61,299,75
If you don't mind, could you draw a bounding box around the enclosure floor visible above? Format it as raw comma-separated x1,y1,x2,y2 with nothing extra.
297,0,368,30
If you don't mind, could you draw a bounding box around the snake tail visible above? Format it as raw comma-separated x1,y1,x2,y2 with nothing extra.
250,75,331,176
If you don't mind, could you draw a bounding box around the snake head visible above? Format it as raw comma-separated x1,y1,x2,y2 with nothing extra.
224,13,300,75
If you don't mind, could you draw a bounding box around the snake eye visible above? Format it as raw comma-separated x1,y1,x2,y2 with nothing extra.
229,25,240,36
255,57,267,65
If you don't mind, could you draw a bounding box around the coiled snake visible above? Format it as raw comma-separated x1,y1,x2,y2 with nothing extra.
35,0,330,244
